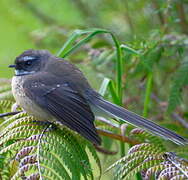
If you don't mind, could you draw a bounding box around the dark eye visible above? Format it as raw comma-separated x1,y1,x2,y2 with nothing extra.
25,60,33,66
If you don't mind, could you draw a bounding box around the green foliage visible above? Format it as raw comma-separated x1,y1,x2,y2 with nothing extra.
168,58,188,113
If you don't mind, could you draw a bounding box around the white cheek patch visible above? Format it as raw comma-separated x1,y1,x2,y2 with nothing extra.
15,70,35,76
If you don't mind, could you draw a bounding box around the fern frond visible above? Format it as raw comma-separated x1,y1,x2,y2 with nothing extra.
158,170,181,179
15,146,37,161
170,174,188,180
107,142,188,180
0,112,27,129
0,128,43,146
38,153,71,180
39,129,88,179
128,143,164,154
0,122,43,139
117,154,164,180
85,141,102,177
130,128,165,149
0,100,14,111
0,139,39,158
0,113,101,180
24,173,39,180
145,165,177,180
106,150,160,172
11,163,38,180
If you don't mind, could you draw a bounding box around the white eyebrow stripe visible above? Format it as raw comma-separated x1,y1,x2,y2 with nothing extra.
21,56,36,61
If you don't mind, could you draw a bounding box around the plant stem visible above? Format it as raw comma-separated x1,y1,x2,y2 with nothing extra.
143,73,153,117
113,35,125,157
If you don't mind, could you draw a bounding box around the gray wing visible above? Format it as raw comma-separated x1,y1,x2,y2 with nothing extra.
23,74,101,145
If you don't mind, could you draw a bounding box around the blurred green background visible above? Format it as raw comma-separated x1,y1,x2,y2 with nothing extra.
0,0,171,78
0,0,84,77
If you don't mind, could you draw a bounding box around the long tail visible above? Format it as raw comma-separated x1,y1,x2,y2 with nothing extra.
92,97,188,145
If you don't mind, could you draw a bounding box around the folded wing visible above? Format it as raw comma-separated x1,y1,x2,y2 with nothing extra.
23,74,101,145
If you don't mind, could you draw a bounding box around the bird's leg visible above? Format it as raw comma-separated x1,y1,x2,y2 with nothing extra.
32,120,57,131
11,103,21,112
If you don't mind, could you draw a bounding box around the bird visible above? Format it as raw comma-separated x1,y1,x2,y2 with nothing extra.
9,49,188,146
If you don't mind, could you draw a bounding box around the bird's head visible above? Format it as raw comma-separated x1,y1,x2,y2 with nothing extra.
9,49,52,76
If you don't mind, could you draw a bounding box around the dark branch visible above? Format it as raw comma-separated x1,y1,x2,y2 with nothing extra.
0,111,22,118
97,128,139,145
94,144,117,155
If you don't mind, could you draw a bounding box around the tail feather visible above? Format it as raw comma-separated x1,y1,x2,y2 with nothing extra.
92,98,188,145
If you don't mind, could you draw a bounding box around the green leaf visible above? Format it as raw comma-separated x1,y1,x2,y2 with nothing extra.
98,77,110,96
120,44,140,55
